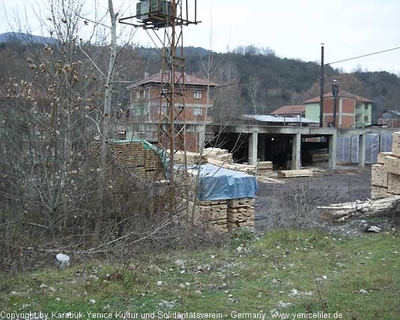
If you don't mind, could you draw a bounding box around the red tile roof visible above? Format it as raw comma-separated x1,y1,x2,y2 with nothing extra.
127,72,218,89
271,104,305,115
303,90,374,104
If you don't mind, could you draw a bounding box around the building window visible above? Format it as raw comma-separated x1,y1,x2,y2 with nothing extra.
137,105,145,116
194,91,202,99
364,115,369,122
193,106,202,116
136,90,140,99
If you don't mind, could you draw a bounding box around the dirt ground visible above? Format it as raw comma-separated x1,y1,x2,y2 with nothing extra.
254,164,372,230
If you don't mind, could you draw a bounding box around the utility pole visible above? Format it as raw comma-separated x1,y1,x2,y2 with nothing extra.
120,0,199,184
319,43,324,128
332,80,339,128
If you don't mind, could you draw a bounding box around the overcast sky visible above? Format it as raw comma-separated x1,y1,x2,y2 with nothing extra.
1,0,400,74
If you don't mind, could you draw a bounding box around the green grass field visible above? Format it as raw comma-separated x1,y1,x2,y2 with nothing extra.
1,229,399,319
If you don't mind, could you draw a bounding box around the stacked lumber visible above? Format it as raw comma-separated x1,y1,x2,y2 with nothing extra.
227,198,255,229
257,161,273,175
392,132,400,157
206,158,257,175
277,169,313,178
318,195,400,222
171,150,202,165
169,147,259,175
307,149,329,163
371,164,388,199
110,141,165,181
202,147,234,163
185,197,256,232
371,132,400,199
198,200,229,233
377,152,392,164
169,147,235,166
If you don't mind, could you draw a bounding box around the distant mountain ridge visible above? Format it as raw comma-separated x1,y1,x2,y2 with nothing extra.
0,32,56,44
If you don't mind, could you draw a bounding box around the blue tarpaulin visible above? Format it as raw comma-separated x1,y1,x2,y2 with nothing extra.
194,164,259,201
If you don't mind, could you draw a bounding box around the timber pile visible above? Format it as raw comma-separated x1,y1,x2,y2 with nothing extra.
110,141,165,181
227,198,255,229
257,161,273,175
185,197,256,232
277,169,313,178
202,147,234,163
371,132,400,199
171,147,259,175
307,149,329,163
206,158,257,175
318,195,400,222
172,150,202,165
198,200,229,233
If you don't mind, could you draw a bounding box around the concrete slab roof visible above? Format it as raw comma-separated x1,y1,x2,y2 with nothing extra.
243,114,319,124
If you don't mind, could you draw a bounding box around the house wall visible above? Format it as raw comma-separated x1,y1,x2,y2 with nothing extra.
355,102,372,127
129,85,212,124
305,98,371,129
305,103,320,121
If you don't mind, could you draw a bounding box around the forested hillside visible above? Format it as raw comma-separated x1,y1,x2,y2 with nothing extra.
1,35,400,121
87,44,400,122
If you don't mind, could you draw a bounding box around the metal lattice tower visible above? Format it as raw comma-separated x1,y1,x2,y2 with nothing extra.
120,0,199,184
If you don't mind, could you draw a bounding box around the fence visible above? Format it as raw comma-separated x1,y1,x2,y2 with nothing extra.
336,132,392,164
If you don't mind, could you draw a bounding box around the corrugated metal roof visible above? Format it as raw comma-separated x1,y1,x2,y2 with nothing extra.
127,72,218,89
243,114,319,124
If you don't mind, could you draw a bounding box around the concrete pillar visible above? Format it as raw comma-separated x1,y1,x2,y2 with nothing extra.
359,134,366,167
198,126,205,152
328,132,337,170
259,135,266,161
291,133,301,170
248,130,259,166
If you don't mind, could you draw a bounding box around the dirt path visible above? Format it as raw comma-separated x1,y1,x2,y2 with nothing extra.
254,165,372,230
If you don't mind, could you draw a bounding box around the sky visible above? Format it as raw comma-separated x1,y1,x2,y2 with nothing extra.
1,0,400,74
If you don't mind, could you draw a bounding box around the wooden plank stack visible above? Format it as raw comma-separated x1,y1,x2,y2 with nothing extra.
371,164,388,199
371,132,400,199
307,149,329,163
202,147,234,163
277,169,313,178
318,195,400,222
227,198,255,229
172,150,202,165
110,140,165,181
257,161,273,175
199,200,229,233
206,158,257,175
185,197,256,233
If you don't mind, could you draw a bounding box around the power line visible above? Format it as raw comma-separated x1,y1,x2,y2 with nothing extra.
325,45,400,66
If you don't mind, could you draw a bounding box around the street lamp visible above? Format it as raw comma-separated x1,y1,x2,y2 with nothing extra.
332,80,339,128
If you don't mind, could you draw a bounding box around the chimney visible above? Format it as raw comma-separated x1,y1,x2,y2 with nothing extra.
144,71,149,78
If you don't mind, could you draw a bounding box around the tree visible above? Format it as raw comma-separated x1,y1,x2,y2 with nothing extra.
246,75,260,114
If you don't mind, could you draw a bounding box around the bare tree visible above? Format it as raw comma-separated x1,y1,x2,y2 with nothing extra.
94,0,117,243
247,75,260,114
